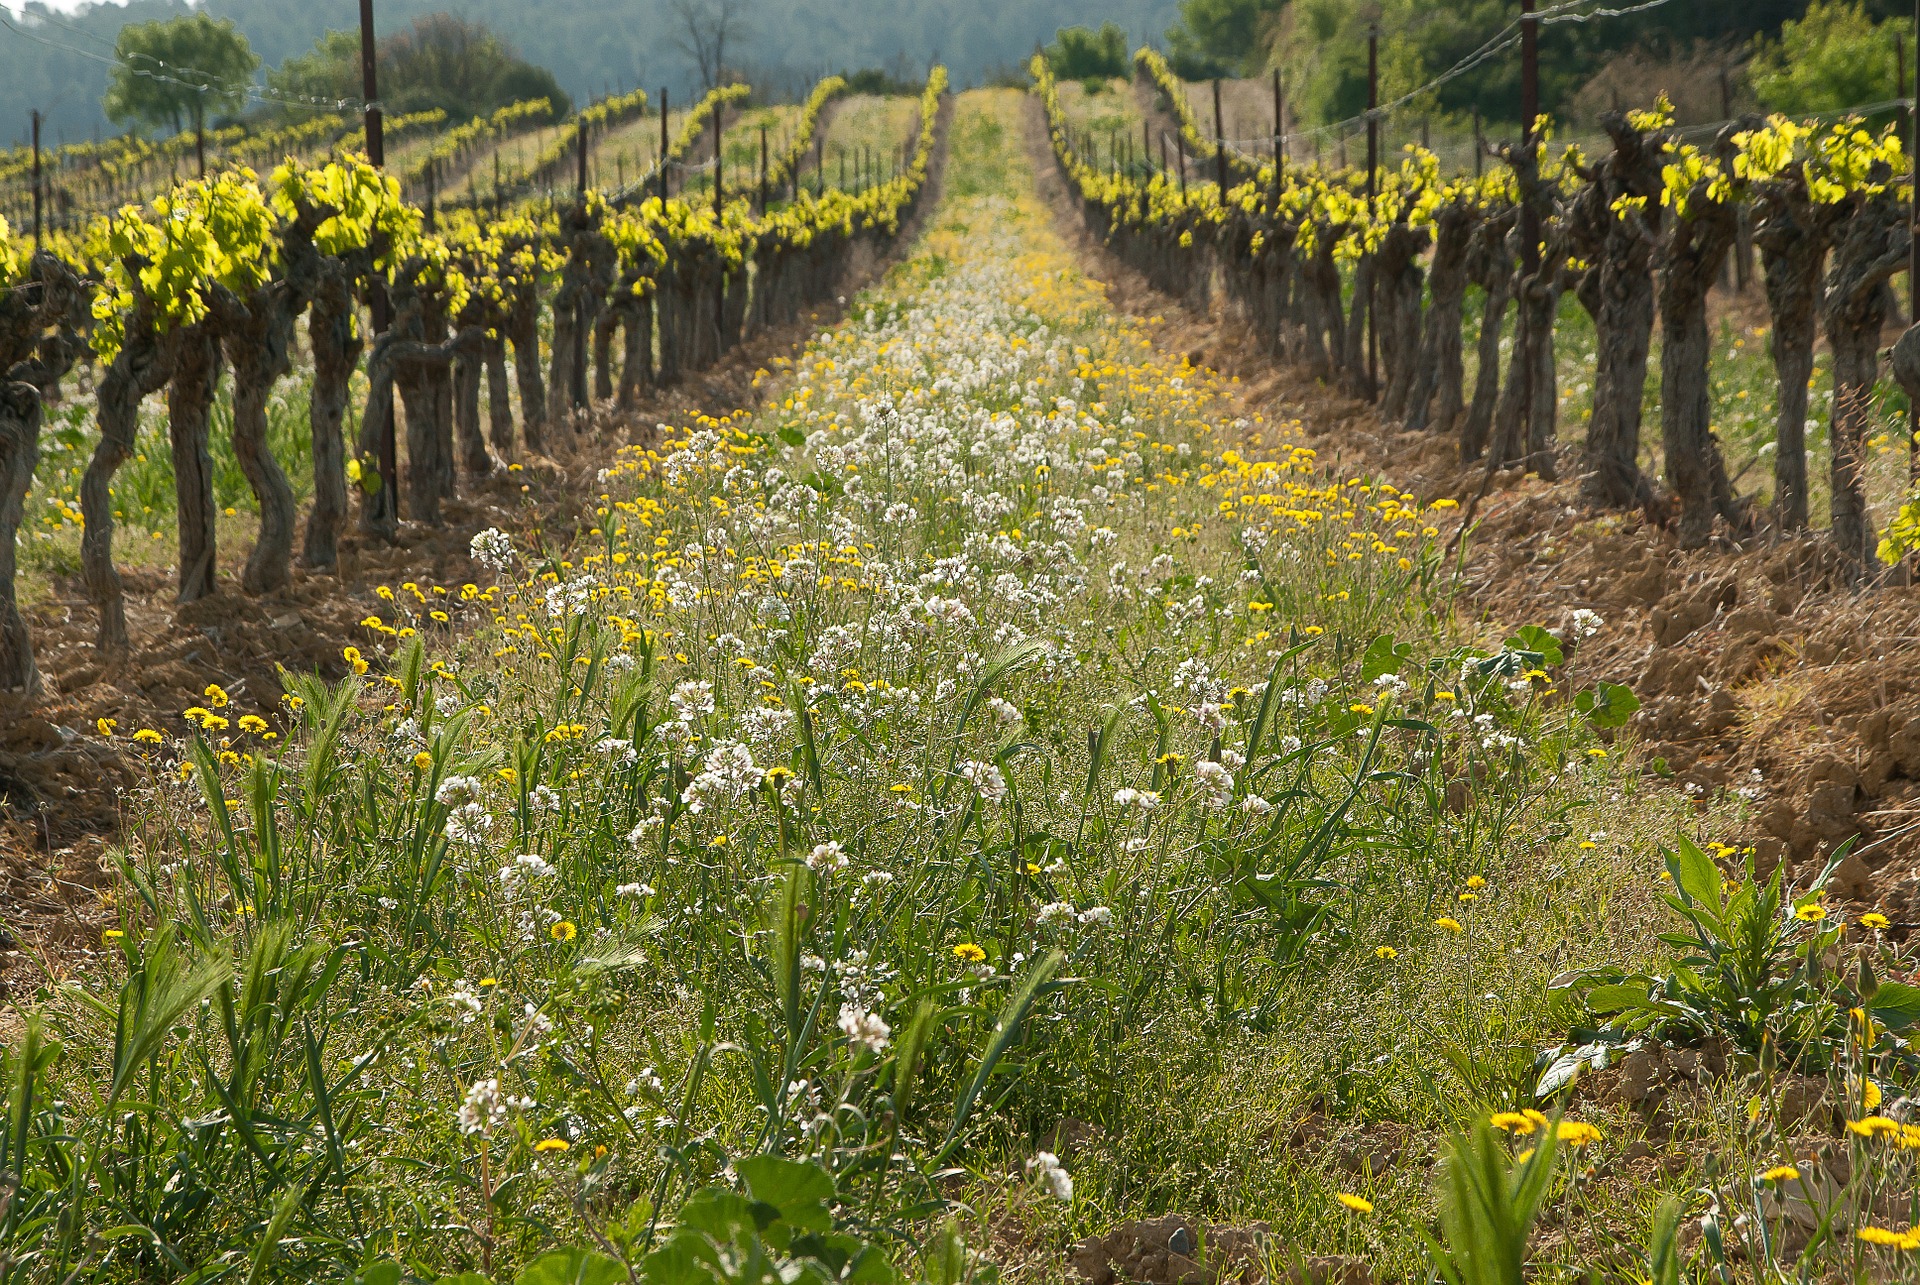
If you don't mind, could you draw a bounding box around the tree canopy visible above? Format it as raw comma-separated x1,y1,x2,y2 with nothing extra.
264,13,571,124
1749,0,1906,122
1160,0,1920,129
103,13,260,136
1045,23,1132,80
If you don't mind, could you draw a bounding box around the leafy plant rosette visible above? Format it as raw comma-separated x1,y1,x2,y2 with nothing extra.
1540,836,1920,1094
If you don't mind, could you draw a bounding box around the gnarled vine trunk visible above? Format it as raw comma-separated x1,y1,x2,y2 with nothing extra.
485,335,515,461
507,292,547,452
1461,210,1516,463
0,383,40,692
169,327,225,603
1342,256,1375,400
616,294,654,410
0,253,86,692
548,281,583,420
1375,224,1431,422
1579,115,1664,510
1753,176,1838,535
84,303,179,655
594,310,618,403
1658,190,1742,547
223,295,299,594
305,262,361,570
1405,204,1473,434
1823,186,1909,572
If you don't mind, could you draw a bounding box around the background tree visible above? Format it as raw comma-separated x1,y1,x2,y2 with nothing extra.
103,13,259,145
382,14,570,120
1045,24,1131,81
672,0,752,93
1166,0,1277,78
265,16,570,124
263,29,361,114
1749,0,1905,124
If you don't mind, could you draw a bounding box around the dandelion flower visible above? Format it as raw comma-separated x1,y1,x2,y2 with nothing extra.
1794,903,1827,922
550,921,578,942
1490,1110,1549,1134
534,1138,570,1153
1335,1193,1373,1214
1861,912,1890,929
954,943,987,962
1375,946,1398,960
1556,1121,1602,1147
1857,1226,1920,1250
1760,1165,1800,1183
1433,917,1464,934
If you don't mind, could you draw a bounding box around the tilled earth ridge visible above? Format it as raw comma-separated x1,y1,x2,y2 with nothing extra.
1020,92,1920,941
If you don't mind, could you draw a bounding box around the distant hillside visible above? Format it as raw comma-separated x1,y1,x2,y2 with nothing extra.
2,0,1183,146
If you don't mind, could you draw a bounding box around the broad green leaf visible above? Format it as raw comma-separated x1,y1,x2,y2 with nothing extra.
675,1188,759,1242
1505,625,1564,665
1666,837,1724,913
738,1154,835,1233
515,1248,628,1285
1585,983,1655,1013
1360,633,1412,681
1868,981,1920,1030
1575,681,1640,729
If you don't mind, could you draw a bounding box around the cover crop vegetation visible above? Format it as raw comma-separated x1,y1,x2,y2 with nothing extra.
0,55,1917,1285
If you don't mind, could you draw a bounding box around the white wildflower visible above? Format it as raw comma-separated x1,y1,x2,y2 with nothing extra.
469,528,514,572
1027,1151,1073,1202
958,759,1008,803
837,1004,891,1054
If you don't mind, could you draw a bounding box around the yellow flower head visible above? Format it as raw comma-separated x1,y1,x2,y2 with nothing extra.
954,943,987,963
550,921,578,942
534,1138,571,1153
1375,946,1398,960
1490,1109,1550,1135
1556,1120,1602,1148
203,684,229,707
1334,1193,1373,1214
1760,1165,1800,1183
1857,1226,1920,1250
96,717,118,737
1433,917,1464,934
